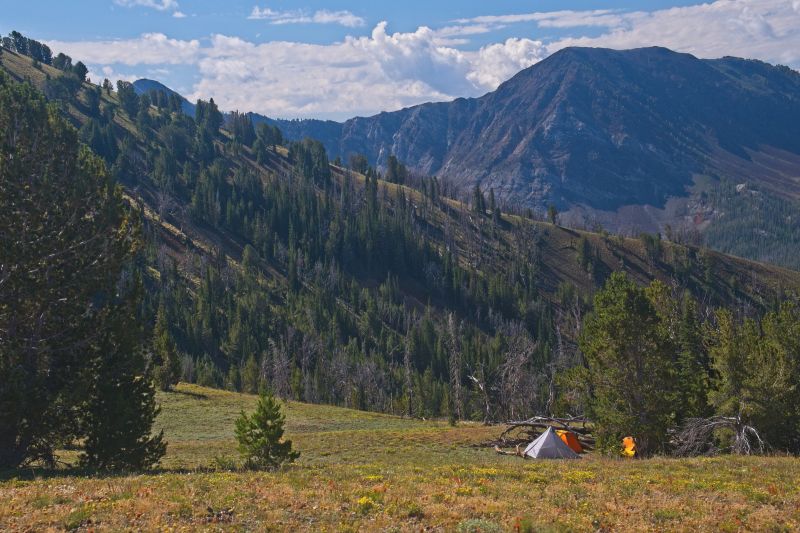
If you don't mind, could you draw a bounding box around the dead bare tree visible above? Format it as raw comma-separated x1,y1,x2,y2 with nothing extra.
672,415,765,457
467,370,492,424
498,321,539,420
299,335,320,404
403,331,413,418
447,313,463,420
500,416,592,438
548,319,565,416
271,336,292,400
156,188,176,220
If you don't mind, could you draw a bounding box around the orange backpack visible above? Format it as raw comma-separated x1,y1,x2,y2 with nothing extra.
622,436,636,457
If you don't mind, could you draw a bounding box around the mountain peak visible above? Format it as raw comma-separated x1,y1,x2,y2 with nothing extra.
133,79,196,117
273,46,800,216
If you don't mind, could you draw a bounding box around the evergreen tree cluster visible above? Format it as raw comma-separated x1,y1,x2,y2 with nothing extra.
0,71,164,470
702,181,800,270
1,31,87,81
2,31,52,65
228,111,256,146
578,272,800,456
252,123,284,164
385,155,408,184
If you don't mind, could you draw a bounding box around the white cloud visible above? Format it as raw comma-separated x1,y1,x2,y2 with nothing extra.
350,22,473,95
453,9,624,29
546,0,800,67
191,28,463,118
48,1,800,119
311,10,366,28
172,10,187,19
47,33,200,66
248,7,299,22
186,24,546,118
114,0,178,11
434,23,504,41
249,6,365,27
467,38,547,89
88,65,140,85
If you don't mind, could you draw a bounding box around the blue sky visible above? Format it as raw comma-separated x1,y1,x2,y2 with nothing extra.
3,1,800,119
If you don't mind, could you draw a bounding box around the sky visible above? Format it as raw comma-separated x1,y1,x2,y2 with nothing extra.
3,1,800,120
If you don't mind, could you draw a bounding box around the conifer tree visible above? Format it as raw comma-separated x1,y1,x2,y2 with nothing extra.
80,275,166,470
116,80,139,116
472,184,485,215
674,293,709,419
0,71,163,469
579,273,676,455
241,354,260,394
547,204,559,225
153,303,181,392
490,189,501,223
708,304,800,453
235,392,299,469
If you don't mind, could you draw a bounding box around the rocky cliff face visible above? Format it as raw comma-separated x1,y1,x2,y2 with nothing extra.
270,46,800,213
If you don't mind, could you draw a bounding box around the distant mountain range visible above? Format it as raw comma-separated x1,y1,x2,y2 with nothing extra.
135,46,800,266
254,47,800,208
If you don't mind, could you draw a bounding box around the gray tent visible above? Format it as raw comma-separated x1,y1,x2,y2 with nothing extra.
523,427,580,459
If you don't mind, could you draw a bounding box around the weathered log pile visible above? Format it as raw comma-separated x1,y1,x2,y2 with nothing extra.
483,416,596,453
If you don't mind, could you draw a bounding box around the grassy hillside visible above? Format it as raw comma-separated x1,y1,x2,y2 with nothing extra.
2,384,799,531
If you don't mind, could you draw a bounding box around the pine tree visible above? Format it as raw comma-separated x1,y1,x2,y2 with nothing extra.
472,185,485,215
674,293,709,419
490,189,501,223
708,304,800,453
80,276,166,470
153,303,181,391
0,71,162,469
547,204,559,225
577,235,593,273
579,273,676,455
235,392,299,469
241,354,260,394
116,80,139,116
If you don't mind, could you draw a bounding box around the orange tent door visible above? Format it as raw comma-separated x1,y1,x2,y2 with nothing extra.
555,430,583,453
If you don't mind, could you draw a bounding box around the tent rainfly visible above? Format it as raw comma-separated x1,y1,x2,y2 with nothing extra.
556,429,584,454
523,427,581,459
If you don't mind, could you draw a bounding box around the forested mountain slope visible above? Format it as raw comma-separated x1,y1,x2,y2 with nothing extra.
2,41,799,422
257,47,800,268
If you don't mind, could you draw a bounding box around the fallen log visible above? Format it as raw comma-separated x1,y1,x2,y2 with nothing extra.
671,416,764,457
499,416,592,441
494,445,524,457
479,415,598,453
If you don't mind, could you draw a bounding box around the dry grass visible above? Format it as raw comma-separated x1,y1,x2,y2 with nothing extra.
2,384,799,531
